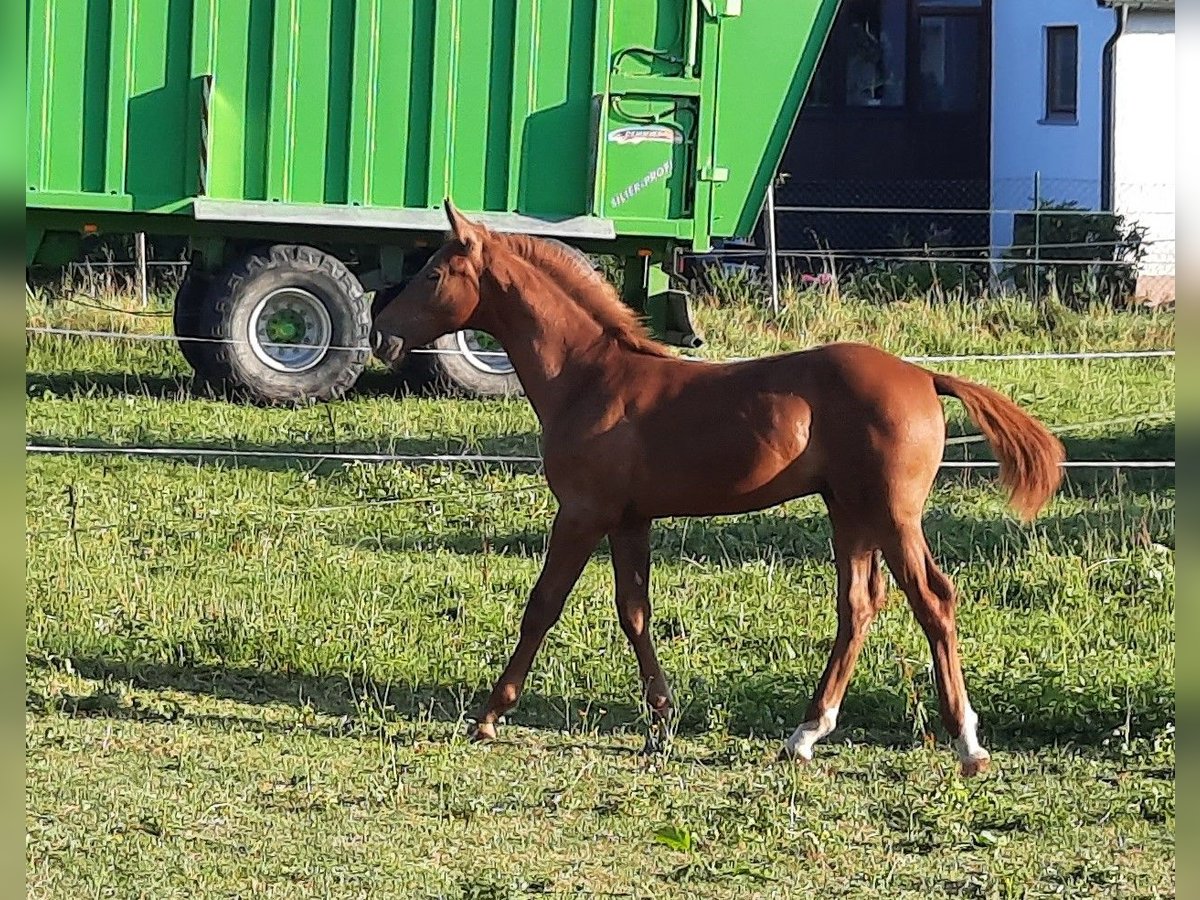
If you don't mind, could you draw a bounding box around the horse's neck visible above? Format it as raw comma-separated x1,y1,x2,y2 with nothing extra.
475,270,612,423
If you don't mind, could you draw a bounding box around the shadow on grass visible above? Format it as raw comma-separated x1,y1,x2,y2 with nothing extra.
27,366,475,404
1060,423,1176,464
27,649,1173,757
25,685,385,746
27,372,195,401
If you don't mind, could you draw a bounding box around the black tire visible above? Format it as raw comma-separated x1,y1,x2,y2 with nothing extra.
172,267,216,376
200,245,370,405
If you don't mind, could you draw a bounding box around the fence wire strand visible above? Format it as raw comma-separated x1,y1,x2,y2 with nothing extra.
701,237,1173,259
25,444,543,465
25,325,1176,365
25,443,1174,471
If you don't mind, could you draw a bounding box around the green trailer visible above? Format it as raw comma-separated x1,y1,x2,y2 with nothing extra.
26,0,838,403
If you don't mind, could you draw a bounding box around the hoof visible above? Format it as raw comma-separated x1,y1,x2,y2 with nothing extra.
641,721,674,757
960,753,991,778
776,744,812,764
468,721,497,743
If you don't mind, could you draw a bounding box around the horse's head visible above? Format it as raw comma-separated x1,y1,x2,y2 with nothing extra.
371,198,488,366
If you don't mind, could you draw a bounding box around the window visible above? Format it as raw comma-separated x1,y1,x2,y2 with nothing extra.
802,0,987,114
843,0,906,108
1045,26,1078,121
918,15,981,112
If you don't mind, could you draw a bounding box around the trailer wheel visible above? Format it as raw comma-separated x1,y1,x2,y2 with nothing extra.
385,327,523,399
172,267,216,376
423,330,523,397
201,245,370,405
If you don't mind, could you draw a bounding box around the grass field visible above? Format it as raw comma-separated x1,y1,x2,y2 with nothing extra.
26,287,1175,898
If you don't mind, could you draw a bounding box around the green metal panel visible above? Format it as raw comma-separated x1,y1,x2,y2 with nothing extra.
26,0,839,253
125,0,194,207
708,0,840,239
502,0,598,217
27,0,195,211
103,0,134,197
596,0,697,238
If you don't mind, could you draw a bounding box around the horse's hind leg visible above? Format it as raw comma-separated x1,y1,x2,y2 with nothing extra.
780,510,886,763
882,522,990,776
610,521,673,749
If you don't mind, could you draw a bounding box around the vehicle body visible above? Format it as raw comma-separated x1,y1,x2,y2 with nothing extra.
26,0,839,403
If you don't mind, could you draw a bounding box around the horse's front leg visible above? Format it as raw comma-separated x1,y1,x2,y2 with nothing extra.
609,521,673,750
469,508,603,741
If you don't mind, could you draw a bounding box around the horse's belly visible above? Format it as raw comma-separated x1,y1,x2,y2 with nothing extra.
631,435,821,518
548,384,820,520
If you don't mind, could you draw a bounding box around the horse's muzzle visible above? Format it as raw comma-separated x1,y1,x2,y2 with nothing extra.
371,331,405,364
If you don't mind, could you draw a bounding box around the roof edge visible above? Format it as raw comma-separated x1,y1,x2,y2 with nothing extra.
1099,0,1174,10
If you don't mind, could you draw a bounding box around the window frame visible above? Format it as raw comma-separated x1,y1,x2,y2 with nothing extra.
1043,24,1079,124
913,10,984,115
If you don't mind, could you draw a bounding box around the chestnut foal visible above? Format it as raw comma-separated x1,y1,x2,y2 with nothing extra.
373,200,1064,775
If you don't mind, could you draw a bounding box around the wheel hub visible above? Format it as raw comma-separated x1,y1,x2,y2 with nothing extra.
249,288,333,373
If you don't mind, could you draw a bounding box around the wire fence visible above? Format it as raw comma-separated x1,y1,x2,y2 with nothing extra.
24,443,1176,471
48,232,1175,282
766,174,1174,259
26,404,1176,520
26,322,1175,481
723,174,1178,311
25,324,1177,366
27,423,1176,520
25,315,1175,507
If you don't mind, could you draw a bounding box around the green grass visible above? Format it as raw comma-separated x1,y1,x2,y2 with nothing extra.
26,291,1174,898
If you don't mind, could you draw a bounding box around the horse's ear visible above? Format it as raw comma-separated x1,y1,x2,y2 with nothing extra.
444,197,480,251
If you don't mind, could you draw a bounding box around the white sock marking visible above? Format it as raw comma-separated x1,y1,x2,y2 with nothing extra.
785,705,839,760
953,702,989,765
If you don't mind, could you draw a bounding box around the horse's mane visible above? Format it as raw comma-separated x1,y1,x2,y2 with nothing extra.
496,233,674,358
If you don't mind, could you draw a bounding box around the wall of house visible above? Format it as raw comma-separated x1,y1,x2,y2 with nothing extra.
1113,9,1175,302
989,2,1116,253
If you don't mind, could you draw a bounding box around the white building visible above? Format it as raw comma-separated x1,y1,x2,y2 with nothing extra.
991,0,1175,304
1106,0,1175,304
781,0,1175,304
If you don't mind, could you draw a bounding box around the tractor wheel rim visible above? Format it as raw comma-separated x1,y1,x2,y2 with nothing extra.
454,330,514,376
248,288,333,373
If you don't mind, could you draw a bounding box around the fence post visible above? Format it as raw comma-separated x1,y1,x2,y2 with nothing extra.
135,232,149,307
1032,172,1042,302
764,181,780,314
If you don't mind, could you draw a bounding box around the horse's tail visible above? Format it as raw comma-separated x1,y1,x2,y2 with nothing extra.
932,372,1065,522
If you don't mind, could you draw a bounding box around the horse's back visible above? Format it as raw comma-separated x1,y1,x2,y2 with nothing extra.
673,341,935,411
